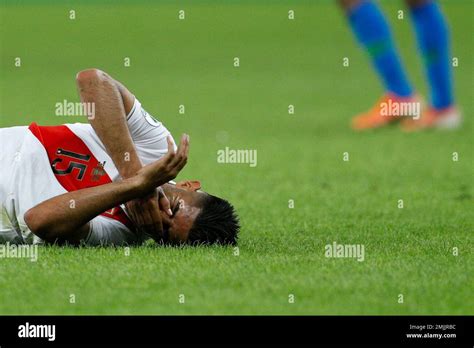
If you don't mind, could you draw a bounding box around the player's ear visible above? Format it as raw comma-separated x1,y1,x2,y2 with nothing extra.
176,180,201,192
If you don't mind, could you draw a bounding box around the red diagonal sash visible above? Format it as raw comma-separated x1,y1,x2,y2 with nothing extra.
29,122,133,229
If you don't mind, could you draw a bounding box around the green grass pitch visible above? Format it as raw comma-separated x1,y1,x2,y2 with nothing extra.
0,0,472,315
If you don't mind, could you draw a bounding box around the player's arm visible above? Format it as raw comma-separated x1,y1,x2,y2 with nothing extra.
75,68,171,237
24,135,189,245
76,68,139,178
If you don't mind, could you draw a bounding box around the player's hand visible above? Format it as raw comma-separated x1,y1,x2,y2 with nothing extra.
136,134,189,192
125,187,172,241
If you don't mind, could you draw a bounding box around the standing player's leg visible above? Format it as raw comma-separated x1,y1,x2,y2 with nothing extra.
402,0,460,130
339,0,419,130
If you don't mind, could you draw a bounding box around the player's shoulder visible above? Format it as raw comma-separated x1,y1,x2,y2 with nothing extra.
127,98,161,128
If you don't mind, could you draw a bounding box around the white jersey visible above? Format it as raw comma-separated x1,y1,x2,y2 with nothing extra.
0,98,173,246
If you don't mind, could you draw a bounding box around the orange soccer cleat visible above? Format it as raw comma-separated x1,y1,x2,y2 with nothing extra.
401,105,462,131
351,93,422,131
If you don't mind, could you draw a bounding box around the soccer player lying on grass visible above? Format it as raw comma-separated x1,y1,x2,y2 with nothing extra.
0,69,239,246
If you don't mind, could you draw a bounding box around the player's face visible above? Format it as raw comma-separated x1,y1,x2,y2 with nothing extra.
160,182,206,244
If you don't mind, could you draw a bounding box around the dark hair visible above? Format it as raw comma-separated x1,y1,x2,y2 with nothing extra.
187,194,240,245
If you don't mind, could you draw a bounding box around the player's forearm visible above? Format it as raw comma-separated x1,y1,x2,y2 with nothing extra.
24,177,145,241
76,69,143,178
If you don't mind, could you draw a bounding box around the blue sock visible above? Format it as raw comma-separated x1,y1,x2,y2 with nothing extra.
348,1,413,98
410,1,453,110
